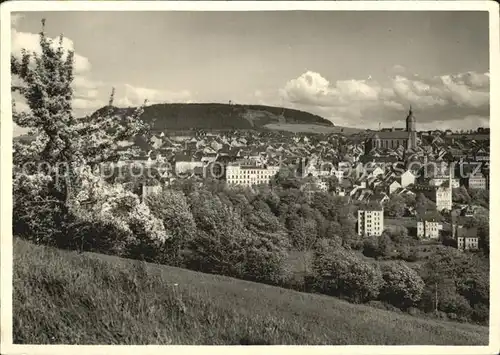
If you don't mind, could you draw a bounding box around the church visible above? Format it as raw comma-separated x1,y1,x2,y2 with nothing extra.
364,107,418,154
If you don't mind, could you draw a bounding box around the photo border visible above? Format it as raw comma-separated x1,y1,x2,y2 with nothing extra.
1,1,499,354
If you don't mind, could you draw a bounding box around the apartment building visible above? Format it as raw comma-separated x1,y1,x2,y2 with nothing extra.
357,206,384,237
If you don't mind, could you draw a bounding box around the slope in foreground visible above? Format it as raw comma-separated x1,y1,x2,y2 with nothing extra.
13,238,488,345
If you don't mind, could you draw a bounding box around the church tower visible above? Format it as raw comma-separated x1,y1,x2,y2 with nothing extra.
406,106,417,150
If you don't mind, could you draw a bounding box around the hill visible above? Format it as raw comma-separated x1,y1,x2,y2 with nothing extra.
13,238,488,345
264,123,364,135
90,103,334,131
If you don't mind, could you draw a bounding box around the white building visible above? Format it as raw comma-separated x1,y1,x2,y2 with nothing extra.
388,180,402,194
465,173,487,190
416,219,442,239
357,207,384,237
400,170,416,188
226,162,280,187
175,160,204,174
433,170,453,212
435,185,453,211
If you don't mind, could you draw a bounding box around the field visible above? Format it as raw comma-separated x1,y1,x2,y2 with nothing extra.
264,123,364,135
13,238,488,345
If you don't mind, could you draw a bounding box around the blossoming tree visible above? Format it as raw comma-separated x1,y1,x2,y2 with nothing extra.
12,19,167,252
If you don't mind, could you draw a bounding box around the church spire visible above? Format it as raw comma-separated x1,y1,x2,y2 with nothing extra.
406,105,417,150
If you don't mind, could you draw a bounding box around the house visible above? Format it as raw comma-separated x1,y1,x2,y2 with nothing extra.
460,205,475,218
301,177,328,197
457,227,479,251
200,152,218,164
429,176,460,188
416,218,443,239
358,205,384,237
366,166,385,178
420,171,453,212
335,186,346,197
463,173,487,190
388,179,402,194
400,170,416,188
174,153,204,174
150,135,163,149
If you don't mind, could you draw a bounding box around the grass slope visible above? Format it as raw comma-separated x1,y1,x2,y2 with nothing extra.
91,103,333,131
13,238,488,345
264,123,364,135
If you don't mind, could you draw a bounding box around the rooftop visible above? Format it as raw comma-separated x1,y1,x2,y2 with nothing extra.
369,131,410,140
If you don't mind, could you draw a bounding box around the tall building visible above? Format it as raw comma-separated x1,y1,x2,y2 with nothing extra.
364,107,418,153
406,106,417,150
435,169,453,211
357,206,384,236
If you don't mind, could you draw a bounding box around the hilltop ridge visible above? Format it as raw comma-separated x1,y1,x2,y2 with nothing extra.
90,103,334,131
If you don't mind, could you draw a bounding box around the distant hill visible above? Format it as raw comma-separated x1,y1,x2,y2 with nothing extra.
90,103,334,131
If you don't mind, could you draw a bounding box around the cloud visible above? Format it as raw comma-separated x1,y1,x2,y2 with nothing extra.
391,64,406,74
10,22,191,136
11,28,91,74
280,69,489,130
280,71,384,108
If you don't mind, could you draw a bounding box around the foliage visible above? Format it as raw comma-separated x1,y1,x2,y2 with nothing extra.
187,190,288,284
69,166,168,259
271,166,302,190
380,262,425,309
419,248,489,324
385,194,406,217
362,234,395,259
313,247,383,303
13,238,488,345
12,20,149,251
145,189,197,265
452,187,471,204
91,102,332,131
467,189,489,209
415,193,437,217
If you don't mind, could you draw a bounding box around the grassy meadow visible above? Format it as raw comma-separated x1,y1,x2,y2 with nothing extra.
13,238,488,345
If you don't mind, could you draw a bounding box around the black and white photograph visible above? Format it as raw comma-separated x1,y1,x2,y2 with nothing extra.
1,1,499,352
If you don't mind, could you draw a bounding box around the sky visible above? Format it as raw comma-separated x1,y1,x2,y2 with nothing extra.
11,11,490,135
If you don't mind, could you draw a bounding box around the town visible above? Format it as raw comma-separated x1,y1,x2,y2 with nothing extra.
8,8,492,347
108,106,490,254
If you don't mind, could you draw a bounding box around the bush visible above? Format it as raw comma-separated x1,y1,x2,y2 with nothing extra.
380,262,425,310
439,294,472,318
312,247,383,303
362,234,394,259
471,303,489,324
